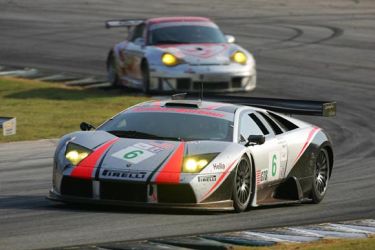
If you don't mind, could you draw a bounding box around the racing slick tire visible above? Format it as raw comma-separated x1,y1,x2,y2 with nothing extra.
310,148,330,204
232,155,252,213
107,52,120,87
141,60,150,94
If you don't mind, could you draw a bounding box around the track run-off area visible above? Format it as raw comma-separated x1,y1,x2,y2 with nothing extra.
0,0,374,249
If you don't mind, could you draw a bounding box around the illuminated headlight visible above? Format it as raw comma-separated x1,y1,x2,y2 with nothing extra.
65,143,92,166
161,53,180,67
182,153,218,173
231,51,247,65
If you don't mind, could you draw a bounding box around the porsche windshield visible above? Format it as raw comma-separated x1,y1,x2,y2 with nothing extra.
149,25,226,45
98,111,233,141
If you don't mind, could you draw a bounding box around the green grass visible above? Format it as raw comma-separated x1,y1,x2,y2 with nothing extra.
0,77,149,142
232,236,375,250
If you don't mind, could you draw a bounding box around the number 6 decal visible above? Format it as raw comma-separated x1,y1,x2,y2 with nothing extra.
123,150,144,159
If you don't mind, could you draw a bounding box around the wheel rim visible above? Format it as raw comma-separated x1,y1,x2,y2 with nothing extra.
235,159,251,205
315,150,329,195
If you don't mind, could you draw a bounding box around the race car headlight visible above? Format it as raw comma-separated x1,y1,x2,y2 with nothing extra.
182,153,218,173
161,53,180,67
231,51,247,65
65,143,92,166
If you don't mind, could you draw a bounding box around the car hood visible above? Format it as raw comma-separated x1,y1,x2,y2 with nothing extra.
63,131,237,183
155,43,234,65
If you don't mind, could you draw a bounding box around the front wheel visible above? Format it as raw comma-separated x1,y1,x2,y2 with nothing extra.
311,148,330,203
107,53,120,87
141,61,150,94
232,155,252,212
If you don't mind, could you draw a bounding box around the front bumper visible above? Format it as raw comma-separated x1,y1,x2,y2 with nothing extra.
48,190,233,211
149,63,256,92
48,176,234,211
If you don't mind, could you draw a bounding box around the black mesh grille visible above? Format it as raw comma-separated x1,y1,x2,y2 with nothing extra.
157,184,196,203
60,176,92,198
100,181,147,202
193,81,229,90
232,77,242,88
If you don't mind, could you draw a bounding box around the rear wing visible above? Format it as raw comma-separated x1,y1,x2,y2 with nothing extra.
105,19,145,29
210,95,336,117
181,94,336,117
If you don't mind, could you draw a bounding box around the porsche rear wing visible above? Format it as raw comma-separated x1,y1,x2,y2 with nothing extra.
105,19,145,29
207,95,336,117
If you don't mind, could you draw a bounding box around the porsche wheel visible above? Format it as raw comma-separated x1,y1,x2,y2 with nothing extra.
141,60,150,94
107,52,120,87
311,148,330,203
232,156,252,212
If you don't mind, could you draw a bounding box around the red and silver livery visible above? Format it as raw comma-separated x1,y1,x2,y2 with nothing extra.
48,96,336,212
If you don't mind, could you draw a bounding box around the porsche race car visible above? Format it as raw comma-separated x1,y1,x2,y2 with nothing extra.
48,96,336,212
105,17,256,93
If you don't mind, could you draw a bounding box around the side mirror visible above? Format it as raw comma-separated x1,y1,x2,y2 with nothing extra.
225,35,235,43
80,122,95,131
245,135,265,146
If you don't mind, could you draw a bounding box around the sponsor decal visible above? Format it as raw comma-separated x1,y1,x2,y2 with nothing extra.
198,174,217,182
101,169,146,179
256,169,268,185
213,162,225,171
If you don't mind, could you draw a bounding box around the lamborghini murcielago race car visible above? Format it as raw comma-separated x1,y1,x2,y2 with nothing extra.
105,16,256,93
48,96,336,212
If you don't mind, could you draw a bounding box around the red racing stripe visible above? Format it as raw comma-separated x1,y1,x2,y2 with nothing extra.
292,127,320,165
70,138,118,179
155,142,185,184
200,159,238,202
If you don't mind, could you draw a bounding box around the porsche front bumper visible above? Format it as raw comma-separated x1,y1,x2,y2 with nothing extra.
148,63,256,92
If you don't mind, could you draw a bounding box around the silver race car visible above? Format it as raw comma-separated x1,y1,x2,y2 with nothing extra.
48,95,336,212
105,17,256,93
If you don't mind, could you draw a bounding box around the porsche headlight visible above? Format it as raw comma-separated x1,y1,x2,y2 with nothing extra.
65,143,92,166
231,51,247,65
161,53,179,67
182,153,218,173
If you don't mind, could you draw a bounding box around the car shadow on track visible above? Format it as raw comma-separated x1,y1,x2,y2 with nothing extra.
0,194,222,216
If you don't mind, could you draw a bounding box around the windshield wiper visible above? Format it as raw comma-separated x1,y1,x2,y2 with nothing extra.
107,130,182,141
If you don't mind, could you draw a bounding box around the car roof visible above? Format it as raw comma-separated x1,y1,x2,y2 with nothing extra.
147,16,212,25
134,99,253,114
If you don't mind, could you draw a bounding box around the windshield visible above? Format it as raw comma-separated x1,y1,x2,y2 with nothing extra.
149,25,226,45
98,111,233,141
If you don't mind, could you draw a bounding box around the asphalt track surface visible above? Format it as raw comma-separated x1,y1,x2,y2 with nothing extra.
0,0,375,249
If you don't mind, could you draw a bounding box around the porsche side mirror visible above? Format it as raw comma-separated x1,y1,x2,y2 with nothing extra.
245,135,265,146
225,35,235,43
80,122,95,131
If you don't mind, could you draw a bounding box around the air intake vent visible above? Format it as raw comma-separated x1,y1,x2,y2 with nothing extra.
164,101,201,108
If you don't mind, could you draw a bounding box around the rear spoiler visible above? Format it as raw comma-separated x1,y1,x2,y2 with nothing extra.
105,19,145,29
182,94,336,117
209,95,336,117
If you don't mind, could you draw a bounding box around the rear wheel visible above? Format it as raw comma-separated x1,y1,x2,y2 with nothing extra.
232,155,252,212
107,52,120,87
311,148,330,203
